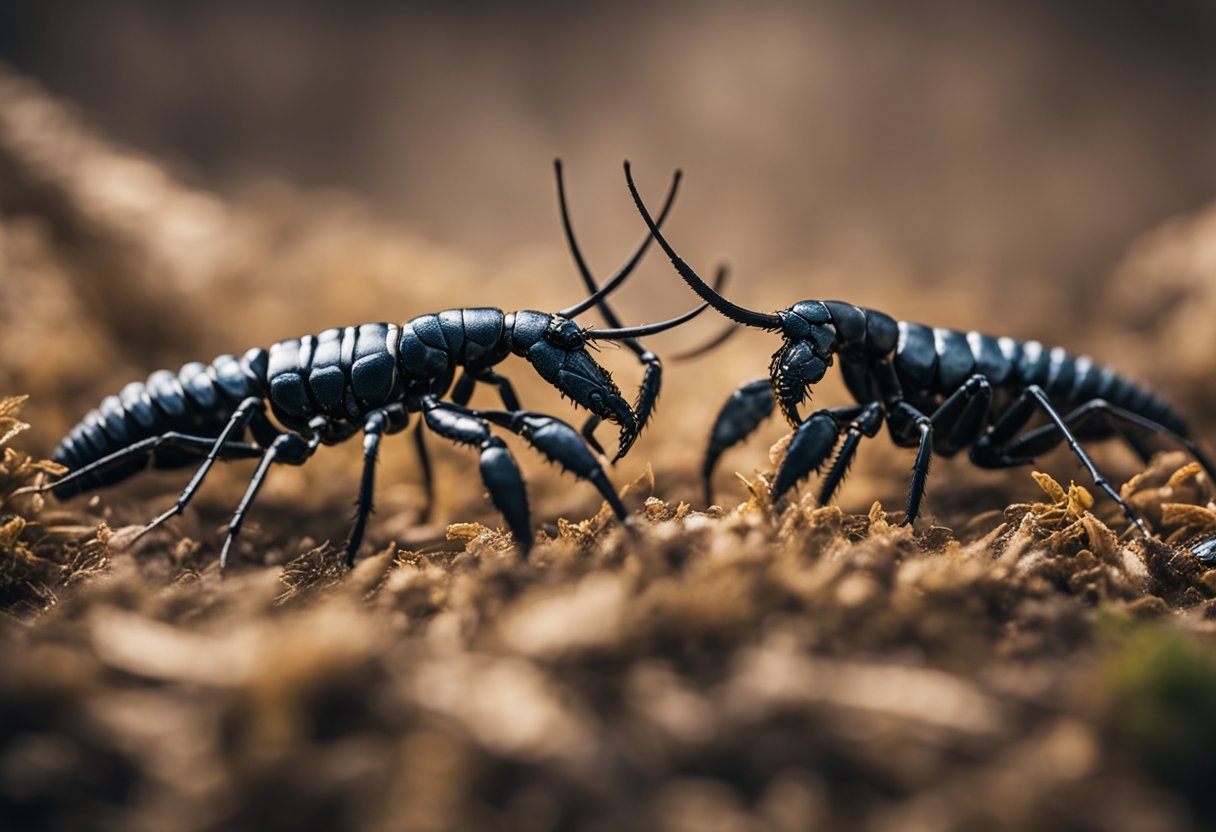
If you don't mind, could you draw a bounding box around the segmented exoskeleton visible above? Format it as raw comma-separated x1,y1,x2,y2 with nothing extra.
625,163,1216,533
30,166,711,568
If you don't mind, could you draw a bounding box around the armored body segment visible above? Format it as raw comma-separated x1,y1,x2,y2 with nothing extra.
51,352,270,496
894,322,937,391
823,301,867,350
267,337,316,430
351,323,399,408
460,308,506,368
398,315,456,393
967,332,1012,386
307,328,349,419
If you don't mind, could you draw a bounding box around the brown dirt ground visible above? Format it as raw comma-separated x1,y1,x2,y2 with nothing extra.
5,69,1216,832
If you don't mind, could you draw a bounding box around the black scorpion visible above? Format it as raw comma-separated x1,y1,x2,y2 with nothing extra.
625,163,1216,532
28,166,712,568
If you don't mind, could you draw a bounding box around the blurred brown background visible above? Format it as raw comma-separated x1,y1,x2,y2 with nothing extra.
3,0,1214,292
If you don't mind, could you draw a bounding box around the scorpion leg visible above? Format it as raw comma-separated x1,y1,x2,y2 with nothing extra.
770,404,866,504
703,378,775,504
475,409,629,522
974,386,1149,535
412,422,435,522
1001,400,1216,484
816,402,885,508
31,433,260,500
134,397,267,540
479,370,522,412
451,371,477,407
929,375,993,456
220,424,322,570
890,402,935,525
421,401,533,555
345,405,409,567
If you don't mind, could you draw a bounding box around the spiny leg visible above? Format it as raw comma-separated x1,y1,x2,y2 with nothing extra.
135,397,268,541
474,408,628,521
421,401,532,554
770,404,867,504
220,427,322,570
891,402,934,525
975,385,1149,535
703,378,775,504
452,368,525,416
817,402,885,507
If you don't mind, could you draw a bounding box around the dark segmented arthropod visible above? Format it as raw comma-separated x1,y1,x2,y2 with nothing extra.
25,165,712,568
625,162,1216,534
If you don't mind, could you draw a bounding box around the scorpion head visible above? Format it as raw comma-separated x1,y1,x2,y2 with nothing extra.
769,302,836,425
507,295,710,458
508,310,636,450
624,162,838,425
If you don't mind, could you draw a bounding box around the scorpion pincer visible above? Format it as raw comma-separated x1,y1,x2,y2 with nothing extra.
27,165,714,568
626,162,1216,537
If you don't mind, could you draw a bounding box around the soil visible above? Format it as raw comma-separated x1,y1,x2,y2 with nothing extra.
4,68,1216,832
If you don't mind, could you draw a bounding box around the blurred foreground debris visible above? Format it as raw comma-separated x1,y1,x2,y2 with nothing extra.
3,390,1216,829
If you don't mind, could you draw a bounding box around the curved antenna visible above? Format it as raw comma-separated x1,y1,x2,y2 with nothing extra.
586,305,705,341
554,161,682,321
587,265,728,341
671,321,742,361
624,161,782,331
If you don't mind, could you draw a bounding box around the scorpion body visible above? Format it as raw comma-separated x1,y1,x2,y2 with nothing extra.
625,163,1216,531
40,166,709,567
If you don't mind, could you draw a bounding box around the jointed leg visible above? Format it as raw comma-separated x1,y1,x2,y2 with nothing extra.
451,371,477,407
770,404,867,504
135,397,268,540
345,408,399,567
817,402,885,507
29,431,260,499
974,386,1149,535
1003,399,1216,485
421,400,532,554
451,369,523,412
412,422,435,522
929,375,992,456
476,408,629,521
892,402,934,525
220,426,322,570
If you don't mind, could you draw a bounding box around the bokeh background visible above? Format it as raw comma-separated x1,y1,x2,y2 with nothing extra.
4,0,1216,284
3,5,1216,829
